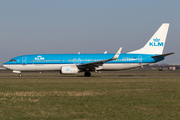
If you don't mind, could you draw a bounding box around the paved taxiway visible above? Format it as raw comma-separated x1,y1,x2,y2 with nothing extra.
1,76,180,78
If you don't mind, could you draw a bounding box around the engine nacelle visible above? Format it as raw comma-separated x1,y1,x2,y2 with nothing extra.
60,65,79,74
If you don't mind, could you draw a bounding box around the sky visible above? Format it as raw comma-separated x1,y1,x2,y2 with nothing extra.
0,0,180,65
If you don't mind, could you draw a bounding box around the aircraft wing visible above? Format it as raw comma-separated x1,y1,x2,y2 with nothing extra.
151,52,175,58
77,47,122,70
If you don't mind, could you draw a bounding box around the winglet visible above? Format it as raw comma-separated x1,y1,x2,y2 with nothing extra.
112,47,122,60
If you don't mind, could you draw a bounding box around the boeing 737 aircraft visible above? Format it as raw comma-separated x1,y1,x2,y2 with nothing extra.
3,23,174,77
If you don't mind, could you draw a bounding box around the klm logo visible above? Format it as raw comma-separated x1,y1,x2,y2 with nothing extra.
149,38,163,46
35,56,44,60
66,68,70,71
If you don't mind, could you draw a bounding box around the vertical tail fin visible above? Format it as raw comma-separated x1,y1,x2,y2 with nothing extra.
129,23,169,54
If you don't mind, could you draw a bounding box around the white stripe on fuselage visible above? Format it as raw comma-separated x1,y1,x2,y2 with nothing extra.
3,63,149,71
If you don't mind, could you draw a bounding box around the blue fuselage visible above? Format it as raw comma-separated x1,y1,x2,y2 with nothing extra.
4,53,164,65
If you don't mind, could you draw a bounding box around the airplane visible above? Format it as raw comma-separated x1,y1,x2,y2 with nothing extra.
3,23,174,77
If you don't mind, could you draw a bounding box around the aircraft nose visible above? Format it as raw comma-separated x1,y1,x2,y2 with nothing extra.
3,64,6,69
3,63,11,70
3,62,9,68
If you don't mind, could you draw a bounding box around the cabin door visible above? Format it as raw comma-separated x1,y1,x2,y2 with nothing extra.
22,57,27,65
138,55,142,64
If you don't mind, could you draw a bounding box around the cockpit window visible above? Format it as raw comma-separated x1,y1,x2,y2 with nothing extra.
10,59,16,62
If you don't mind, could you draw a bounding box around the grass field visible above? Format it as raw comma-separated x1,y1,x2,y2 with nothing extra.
0,70,180,119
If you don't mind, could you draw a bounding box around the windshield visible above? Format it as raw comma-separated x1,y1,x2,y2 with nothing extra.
10,59,16,62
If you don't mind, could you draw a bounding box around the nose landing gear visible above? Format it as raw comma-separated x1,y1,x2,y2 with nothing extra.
19,73,22,77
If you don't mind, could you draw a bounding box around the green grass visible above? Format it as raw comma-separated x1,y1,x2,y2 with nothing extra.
0,71,180,119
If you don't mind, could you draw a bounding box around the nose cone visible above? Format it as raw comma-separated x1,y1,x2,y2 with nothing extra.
3,63,14,70
3,61,9,65
3,61,11,69
3,63,8,69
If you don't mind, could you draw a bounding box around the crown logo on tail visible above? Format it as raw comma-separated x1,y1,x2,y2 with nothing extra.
153,38,160,42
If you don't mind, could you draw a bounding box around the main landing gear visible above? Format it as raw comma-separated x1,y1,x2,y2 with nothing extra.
84,71,91,77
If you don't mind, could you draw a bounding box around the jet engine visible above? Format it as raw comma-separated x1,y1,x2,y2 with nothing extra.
60,65,79,74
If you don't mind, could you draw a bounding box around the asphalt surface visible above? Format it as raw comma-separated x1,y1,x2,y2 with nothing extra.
0,76,180,78
1,70,180,78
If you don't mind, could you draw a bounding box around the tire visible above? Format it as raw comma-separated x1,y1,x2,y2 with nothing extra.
84,71,91,77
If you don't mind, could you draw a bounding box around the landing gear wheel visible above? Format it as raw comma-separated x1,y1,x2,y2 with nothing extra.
84,71,91,77
19,73,22,77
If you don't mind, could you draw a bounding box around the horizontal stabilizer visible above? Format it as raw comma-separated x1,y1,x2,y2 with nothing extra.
151,52,174,58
